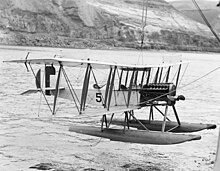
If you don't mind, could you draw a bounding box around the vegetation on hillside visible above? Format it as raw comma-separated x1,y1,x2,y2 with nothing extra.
0,0,219,52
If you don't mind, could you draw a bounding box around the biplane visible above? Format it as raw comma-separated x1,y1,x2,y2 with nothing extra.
4,53,216,145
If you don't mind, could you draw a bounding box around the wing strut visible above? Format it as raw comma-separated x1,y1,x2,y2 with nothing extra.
118,69,123,90
175,64,182,87
146,68,151,85
140,69,146,87
117,69,128,106
107,66,117,110
127,69,135,107
159,67,163,83
125,70,129,87
153,67,160,83
104,67,112,108
52,63,62,115
80,64,91,113
104,66,117,109
165,66,171,83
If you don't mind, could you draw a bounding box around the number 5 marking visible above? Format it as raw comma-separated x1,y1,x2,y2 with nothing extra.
96,93,102,102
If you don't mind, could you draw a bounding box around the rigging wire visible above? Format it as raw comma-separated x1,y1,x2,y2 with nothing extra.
62,67,80,113
179,66,220,90
137,0,148,65
75,67,84,85
140,0,148,49
192,0,220,43
29,63,53,114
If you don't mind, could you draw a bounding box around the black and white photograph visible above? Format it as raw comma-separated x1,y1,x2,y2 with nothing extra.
1,0,220,170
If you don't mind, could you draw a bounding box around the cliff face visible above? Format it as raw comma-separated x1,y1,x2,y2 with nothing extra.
0,0,218,51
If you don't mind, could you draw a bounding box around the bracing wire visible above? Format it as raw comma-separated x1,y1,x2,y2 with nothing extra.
179,66,220,90
75,67,84,85
62,67,80,113
29,63,53,114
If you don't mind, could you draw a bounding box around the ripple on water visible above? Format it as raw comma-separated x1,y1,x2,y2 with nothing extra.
1,47,219,171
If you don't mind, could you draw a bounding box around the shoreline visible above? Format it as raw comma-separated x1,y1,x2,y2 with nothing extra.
0,44,219,55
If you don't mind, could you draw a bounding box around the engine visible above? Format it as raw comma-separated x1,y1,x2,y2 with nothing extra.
140,83,177,105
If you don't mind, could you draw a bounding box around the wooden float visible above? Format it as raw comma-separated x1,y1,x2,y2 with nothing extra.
69,125,201,145
110,119,216,133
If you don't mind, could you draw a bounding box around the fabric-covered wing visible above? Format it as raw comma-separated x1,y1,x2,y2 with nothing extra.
4,58,189,69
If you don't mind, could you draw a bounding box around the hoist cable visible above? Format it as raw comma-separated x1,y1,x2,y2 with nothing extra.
192,0,220,43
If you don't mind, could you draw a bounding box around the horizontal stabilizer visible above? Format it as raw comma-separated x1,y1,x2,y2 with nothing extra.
21,89,40,95
21,87,65,95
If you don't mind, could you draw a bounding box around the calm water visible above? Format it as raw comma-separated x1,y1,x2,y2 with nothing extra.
0,45,220,171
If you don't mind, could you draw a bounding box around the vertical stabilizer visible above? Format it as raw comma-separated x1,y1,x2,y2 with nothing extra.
45,65,56,95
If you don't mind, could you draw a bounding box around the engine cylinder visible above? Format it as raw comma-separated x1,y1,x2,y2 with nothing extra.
140,83,176,105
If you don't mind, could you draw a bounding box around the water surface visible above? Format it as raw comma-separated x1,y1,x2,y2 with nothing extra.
0,45,220,171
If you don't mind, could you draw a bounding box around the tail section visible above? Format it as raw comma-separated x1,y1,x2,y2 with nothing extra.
21,65,63,96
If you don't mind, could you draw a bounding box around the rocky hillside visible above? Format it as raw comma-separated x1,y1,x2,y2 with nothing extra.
0,0,219,51
170,0,220,34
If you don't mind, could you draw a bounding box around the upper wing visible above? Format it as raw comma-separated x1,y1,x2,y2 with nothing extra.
4,57,189,69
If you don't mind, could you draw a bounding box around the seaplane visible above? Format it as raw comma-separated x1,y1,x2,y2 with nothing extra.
4,52,216,145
